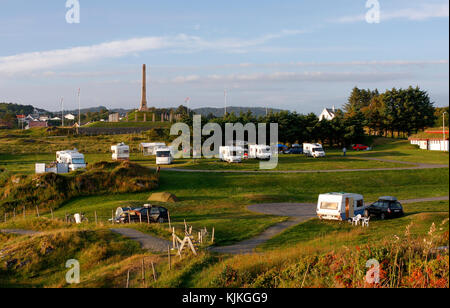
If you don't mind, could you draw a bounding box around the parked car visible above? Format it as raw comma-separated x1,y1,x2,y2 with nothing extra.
352,144,369,151
364,197,404,220
284,147,304,155
114,205,169,224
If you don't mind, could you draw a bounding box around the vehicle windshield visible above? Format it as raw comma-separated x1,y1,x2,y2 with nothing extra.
157,151,171,157
313,148,323,152
231,151,241,157
72,158,85,164
320,202,339,210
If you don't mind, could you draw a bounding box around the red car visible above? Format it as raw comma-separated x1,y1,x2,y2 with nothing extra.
353,144,369,151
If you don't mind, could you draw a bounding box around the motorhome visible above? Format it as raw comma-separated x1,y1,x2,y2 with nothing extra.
111,142,130,161
140,143,166,156
248,145,272,160
156,147,174,165
316,192,365,221
303,143,325,158
219,146,244,163
56,149,86,171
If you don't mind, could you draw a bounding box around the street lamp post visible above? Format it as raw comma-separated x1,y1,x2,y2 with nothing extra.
444,112,448,151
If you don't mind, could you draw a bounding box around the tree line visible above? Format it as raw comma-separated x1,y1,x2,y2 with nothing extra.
179,86,441,147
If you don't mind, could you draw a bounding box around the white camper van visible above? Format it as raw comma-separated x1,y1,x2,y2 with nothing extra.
248,145,272,160
219,146,244,163
56,149,86,171
303,143,326,158
111,142,130,161
156,147,173,165
140,143,166,156
316,192,365,221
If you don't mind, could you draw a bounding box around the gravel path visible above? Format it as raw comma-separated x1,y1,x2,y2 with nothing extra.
211,203,316,255
0,229,40,236
110,228,171,253
159,157,448,174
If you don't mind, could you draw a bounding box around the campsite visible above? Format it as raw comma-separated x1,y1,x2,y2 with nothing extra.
0,125,448,288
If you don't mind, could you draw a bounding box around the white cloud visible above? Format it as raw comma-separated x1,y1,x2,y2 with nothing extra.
335,2,449,23
0,30,305,75
165,71,413,85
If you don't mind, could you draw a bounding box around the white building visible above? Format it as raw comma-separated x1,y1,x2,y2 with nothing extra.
64,114,76,120
409,130,449,152
319,107,337,121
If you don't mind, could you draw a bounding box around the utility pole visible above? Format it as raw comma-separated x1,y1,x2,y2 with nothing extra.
78,88,81,127
224,89,227,116
61,98,64,127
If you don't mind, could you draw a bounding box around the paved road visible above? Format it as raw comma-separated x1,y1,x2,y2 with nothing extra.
110,228,171,253
159,157,448,174
211,195,449,255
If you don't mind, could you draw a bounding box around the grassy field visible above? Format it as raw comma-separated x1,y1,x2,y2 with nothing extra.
349,138,449,165
2,167,447,247
0,132,448,288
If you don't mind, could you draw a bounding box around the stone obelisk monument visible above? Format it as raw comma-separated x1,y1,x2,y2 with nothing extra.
139,64,148,111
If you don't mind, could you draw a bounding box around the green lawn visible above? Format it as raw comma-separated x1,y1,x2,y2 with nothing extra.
349,139,449,165
260,200,449,251
3,168,446,247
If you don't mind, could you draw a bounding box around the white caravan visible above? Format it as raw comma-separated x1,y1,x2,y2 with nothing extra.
111,142,130,161
156,147,174,165
56,149,86,171
141,143,166,156
303,143,326,158
316,192,365,221
248,145,272,160
219,146,244,163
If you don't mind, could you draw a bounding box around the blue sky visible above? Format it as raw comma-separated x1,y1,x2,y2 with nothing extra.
0,0,448,113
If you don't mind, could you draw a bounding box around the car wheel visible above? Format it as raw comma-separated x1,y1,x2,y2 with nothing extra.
380,213,386,220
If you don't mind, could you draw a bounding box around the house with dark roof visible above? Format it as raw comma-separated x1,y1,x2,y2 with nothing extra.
319,107,337,121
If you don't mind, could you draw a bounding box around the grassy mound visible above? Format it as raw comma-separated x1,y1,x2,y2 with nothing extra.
0,229,152,288
0,161,159,215
148,192,179,203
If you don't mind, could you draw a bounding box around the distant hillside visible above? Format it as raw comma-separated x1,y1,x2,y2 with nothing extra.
56,106,132,115
193,106,285,117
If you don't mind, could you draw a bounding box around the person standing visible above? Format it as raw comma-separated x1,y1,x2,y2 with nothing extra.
343,147,347,157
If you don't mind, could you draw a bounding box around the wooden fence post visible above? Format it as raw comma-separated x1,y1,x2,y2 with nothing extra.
141,259,146,288
151,261,157,282
4,213,6,223
23,206,26,219
13,208,16,218
168,246,171,270
211,227,215,244
95,211,98,225
35,205,40,217
111,209,114,224
51,208,54,220
168,211,172,230
126,270,130,288
139,213,142,224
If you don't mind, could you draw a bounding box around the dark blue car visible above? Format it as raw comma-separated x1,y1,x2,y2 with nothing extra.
284,147,303,154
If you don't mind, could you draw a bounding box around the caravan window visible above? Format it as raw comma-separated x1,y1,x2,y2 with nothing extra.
72,158,85,164
356,199,364,209
157,151,171,158
320,202,339,210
